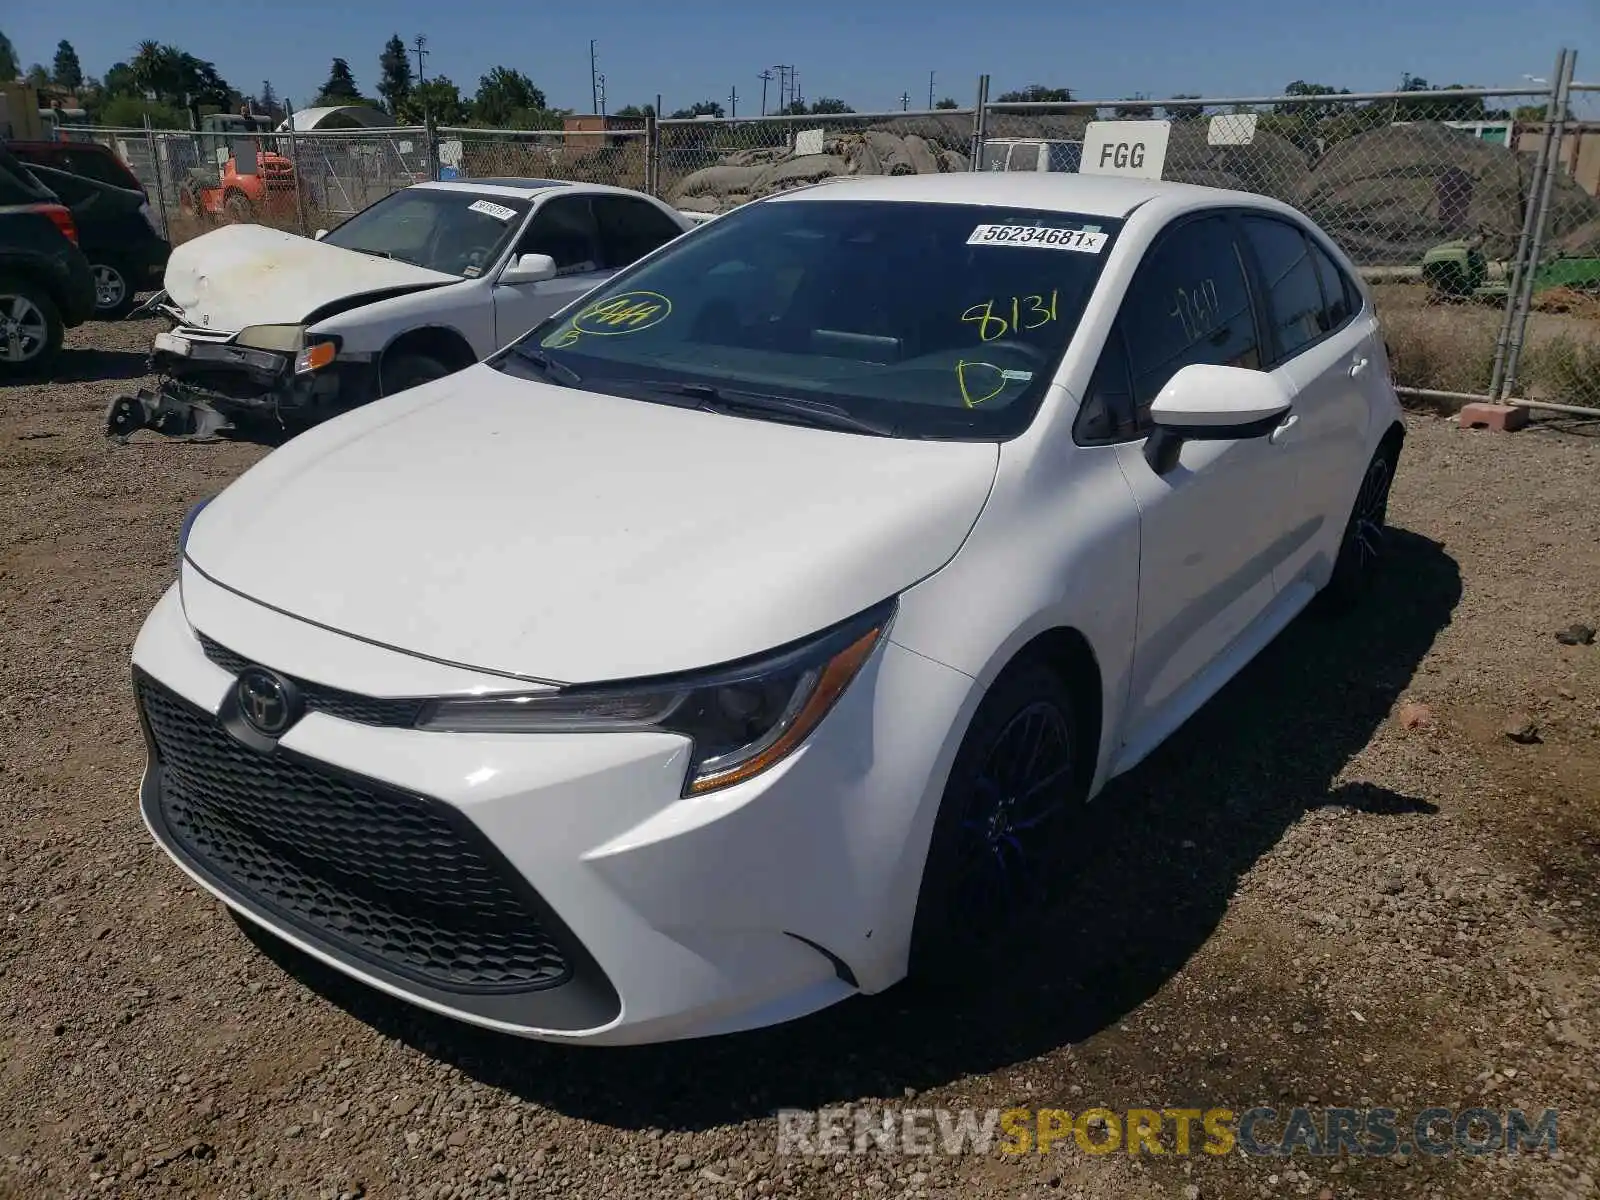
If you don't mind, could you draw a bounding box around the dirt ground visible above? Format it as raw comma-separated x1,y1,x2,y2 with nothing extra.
1,319,1597,1200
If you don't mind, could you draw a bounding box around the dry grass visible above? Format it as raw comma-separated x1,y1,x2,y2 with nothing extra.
1373,281,1600,407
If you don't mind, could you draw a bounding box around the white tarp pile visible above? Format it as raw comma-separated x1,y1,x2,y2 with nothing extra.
670,129,970,215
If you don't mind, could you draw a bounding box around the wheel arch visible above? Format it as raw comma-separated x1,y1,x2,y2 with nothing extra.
378,325,480,378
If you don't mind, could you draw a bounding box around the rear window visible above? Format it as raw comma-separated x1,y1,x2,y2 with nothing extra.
501,198,1124,440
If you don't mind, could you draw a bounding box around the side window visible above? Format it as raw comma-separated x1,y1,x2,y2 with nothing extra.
1074,324,1139,444
58,149,124,188
1239,216,1326,362
1120,214,1261,418
592,196,684,268
1306,236,1359,330
516,197,600,275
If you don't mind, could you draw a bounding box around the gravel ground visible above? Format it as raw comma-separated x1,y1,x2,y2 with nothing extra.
1,319,1597,1200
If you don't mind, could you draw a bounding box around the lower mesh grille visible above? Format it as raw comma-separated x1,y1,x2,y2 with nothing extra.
137,672,572,993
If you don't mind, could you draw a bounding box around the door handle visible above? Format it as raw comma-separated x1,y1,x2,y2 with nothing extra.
1269,414,1300,446
1349,357,1370,378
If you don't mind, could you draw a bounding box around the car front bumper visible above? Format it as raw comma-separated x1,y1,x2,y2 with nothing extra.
130,580,974,1045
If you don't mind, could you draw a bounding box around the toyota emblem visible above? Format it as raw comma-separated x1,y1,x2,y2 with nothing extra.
236,667,297,736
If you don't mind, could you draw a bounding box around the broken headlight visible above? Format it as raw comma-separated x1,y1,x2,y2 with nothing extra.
233,324,305,353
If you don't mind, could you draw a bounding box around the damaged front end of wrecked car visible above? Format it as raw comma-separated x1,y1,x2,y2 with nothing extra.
106,297,376,440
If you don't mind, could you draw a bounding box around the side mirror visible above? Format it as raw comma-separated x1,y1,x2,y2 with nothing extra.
313,228,327,240
499,252,558,285
1143,363,1291,475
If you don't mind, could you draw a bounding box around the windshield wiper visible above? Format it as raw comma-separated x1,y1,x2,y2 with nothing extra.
514,347,583,386
641,381,895,436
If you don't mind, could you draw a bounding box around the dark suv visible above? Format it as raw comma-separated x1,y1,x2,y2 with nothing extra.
0,143,96,378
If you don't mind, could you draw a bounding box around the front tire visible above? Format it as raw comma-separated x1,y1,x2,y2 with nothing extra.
379,353,453,397
908,660,1086,978
90,259,135,319
0,275,64,379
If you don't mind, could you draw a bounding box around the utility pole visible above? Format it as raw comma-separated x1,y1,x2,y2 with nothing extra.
590,41,599,115
595,73,607,118
900,91,911,111
728,85,738,119
772,65,795,112
758,70,772,116
929,71,935,109
410,35,428,85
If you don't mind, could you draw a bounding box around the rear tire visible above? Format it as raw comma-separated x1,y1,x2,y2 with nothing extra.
1321,438,1399,612
223,191,253,224
379,352,453,397
908,659,1086,979
0,275,64,379
90,258,135,319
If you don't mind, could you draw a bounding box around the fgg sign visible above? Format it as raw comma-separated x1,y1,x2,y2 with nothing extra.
1080,120,1172,181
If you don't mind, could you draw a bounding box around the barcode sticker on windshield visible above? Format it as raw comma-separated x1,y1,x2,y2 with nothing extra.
967,224,1107,253
468,199,519,222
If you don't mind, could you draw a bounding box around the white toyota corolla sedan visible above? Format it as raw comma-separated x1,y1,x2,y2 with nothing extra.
131,172,1404,1046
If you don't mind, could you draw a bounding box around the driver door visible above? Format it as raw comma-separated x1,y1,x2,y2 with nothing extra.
493,195,614,346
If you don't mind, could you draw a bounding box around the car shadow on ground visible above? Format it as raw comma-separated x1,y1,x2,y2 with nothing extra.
241,527,1462,1130
46,348,152,384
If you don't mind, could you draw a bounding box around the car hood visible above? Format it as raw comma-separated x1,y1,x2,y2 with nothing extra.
184,366,1000,685
162,223,457,332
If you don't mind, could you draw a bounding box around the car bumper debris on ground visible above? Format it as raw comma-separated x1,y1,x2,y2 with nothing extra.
1,319,1596,1199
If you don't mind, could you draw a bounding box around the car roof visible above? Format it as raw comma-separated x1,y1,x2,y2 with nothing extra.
411,178,574,200
767,172,1259,219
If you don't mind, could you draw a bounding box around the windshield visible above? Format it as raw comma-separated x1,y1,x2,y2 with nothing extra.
322,188,530,277
494,198,1122,439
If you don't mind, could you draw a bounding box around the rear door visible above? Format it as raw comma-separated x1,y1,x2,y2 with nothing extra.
1235,213,1373,597
590,194,687,269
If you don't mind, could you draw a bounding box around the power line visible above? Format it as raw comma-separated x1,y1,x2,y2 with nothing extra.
758,69,772,116
410,35,428,86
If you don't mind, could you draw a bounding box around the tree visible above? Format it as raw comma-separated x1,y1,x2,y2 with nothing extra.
399,76,466,124
258,80,278,112
52,40,82,90
97,95,187,128
1393,75,1487,122
807,97,853,114
670,99,724,119
378,34,412,115
317,57,361,104
1275,79,1354,122
1113,94,1155,119
25,63,49,89
472,67,547,125
613,103,654,120
0,30,18,82
1163,94,1205,121
935,97,959,109
101,61,137,97
996,84,1073,103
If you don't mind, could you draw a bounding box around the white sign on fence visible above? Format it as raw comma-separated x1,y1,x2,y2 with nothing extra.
794,127,825,157
1080,119,1171,180
1208,113,1258,146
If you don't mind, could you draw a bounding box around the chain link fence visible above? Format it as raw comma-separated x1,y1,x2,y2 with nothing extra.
39,48,1599,413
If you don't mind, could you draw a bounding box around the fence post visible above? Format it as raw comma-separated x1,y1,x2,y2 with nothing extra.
424,114,440,182
1500,48,1577,400
142,117,175,242
645,107,660,196
970,74,990,170
1490,48,1568,398
284,115,309,237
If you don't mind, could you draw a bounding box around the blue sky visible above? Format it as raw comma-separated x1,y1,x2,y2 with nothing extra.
8,0,1597,117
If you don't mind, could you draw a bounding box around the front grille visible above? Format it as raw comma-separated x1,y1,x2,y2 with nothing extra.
197,631,425,728
138,673,572,993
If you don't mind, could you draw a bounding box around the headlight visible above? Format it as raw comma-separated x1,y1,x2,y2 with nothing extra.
294,340,338,374
416,599,895,795
233,324,305,352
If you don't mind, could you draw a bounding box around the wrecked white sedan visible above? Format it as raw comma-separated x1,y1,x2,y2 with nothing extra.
107,179,698,439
